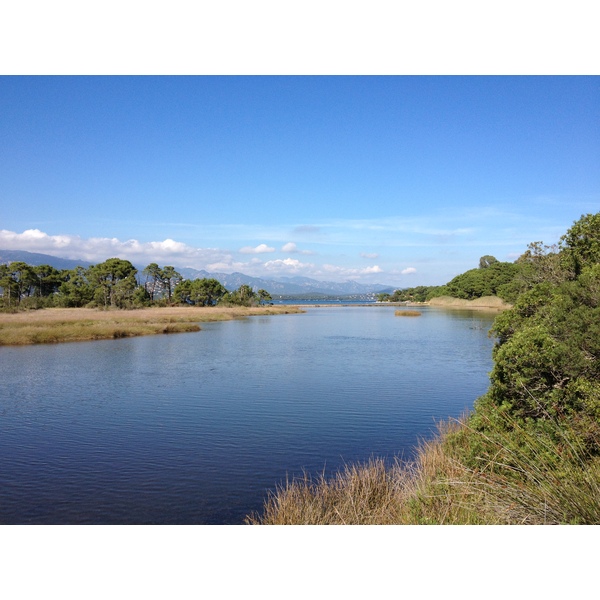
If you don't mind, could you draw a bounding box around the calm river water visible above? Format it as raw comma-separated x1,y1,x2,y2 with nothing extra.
0,306,497,524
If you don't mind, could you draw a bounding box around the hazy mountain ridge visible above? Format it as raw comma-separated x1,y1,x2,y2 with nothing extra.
176,267,394,295
1,250,396,295
0,249,93,271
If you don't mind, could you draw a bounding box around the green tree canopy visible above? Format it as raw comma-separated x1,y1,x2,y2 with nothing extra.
560,212,600,276
32,264,62,298
257,289,273,305
443,261,519,300
176,278,227,306
470,212,600,444
160,266,182,303
220,284,260,307
88,258,138,308
142,262,162,301
57,266,95,307
479,255,498,269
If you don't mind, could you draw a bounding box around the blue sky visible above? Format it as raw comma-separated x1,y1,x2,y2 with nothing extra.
1,76,598,286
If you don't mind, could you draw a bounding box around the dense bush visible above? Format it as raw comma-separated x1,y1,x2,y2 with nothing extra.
454,214,600,482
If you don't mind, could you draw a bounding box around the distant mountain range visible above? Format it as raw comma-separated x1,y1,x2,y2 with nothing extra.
0,249,396,296
0,249,94,271
176,268,395,296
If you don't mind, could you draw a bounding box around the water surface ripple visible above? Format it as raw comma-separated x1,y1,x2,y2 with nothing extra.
0,306,496,524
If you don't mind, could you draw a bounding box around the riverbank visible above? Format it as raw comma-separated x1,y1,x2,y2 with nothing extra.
0,305,304,346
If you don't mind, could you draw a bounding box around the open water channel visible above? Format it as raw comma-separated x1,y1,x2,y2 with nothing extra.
0,305,497,524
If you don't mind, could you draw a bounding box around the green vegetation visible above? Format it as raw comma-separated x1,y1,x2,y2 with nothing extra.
0,257,287,345
1,258,274,311
379,259,521,304
219,284,273,307
249,213,600,524
174,277,227,306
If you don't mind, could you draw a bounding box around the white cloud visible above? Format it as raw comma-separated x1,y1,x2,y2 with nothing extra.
364,265,383,274
0,228,391,283
322,264,383,277
281,242,314,255
0,228,231,267
263,258,314,273
239,243,275,254
148,238,189,253
401,267,417,275
360,252,379,259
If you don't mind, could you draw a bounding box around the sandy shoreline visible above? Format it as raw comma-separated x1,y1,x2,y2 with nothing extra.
426,295,511,311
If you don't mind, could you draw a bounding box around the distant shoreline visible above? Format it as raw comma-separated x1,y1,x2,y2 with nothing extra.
294,296,510,311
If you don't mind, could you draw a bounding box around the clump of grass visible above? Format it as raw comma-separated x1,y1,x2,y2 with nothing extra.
246,458,416,525
395,310,421,317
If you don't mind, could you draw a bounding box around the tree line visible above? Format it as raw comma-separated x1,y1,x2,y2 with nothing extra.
377,233,596,305
0,258,272,310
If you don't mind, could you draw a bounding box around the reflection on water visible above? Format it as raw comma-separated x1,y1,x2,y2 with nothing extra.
0,306,496,524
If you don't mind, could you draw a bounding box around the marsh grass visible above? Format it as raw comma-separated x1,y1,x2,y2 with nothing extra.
246,458,416,525
395,310,422,317
0,306,303,345
247,415,600,525
0,318,201,345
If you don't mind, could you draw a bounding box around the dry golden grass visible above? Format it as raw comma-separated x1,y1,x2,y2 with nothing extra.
246,458,416,525
401,422,499,525
0,305,304,345
428,296,511,311
245,421,492,525
247,416,600,525
395,310,422,317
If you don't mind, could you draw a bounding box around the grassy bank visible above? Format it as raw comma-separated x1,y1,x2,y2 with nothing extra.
0,305,304,345
247,412,600,525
